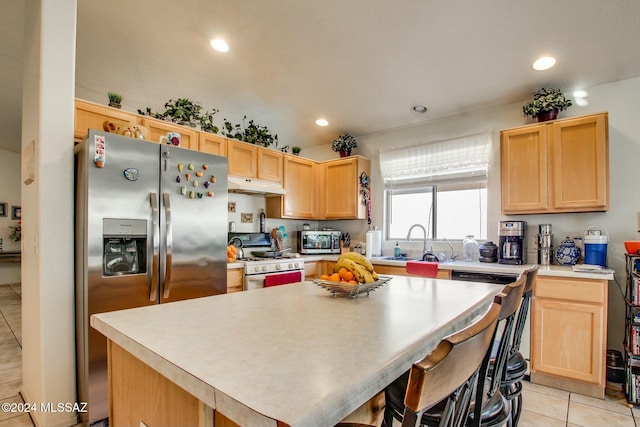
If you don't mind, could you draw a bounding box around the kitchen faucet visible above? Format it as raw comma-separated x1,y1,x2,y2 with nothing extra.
406,224,430,255
437,238,459,262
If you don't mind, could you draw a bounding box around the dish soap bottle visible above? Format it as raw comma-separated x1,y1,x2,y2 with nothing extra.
394,241,401,258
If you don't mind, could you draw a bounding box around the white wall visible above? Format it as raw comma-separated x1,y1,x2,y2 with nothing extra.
21,1,77,426
0,148,21,284
306,76,640,353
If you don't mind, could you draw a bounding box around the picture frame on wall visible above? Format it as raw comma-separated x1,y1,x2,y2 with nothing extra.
11,206,21,220
0,203,6,217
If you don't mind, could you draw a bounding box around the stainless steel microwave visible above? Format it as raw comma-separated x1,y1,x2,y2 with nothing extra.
299,230,342,254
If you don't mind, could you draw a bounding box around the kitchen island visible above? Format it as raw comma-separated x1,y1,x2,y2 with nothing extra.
91,276,504,427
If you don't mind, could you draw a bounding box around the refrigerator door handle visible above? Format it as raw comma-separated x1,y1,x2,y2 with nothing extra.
162,193,173,299
149,192,160,301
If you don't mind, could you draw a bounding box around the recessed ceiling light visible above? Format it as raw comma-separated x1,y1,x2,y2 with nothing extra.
533,56,556,71
315,118,329,127
210,39,229,53
411,105,428,113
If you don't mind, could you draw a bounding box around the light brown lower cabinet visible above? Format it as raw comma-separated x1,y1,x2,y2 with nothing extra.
108,340,384,427
108,341,214,427
304,261,320,279
373,264,451,279
227,267,243,293
530,275,607,398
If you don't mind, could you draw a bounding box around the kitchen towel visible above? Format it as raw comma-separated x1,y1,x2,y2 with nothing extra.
366,229,382,257
406,261,439,278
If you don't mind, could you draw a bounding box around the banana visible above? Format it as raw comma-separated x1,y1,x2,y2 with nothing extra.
339,252,374,272
335,258,377,284
360,268,375,283
333,258,366,283
371,271,379,281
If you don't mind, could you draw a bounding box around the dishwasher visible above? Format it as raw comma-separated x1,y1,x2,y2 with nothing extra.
451,270,531,376
451,270,518,284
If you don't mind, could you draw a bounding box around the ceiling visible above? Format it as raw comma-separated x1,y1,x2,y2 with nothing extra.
2,0,640,154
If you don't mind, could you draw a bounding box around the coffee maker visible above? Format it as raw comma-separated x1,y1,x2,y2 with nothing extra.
498,220,526,265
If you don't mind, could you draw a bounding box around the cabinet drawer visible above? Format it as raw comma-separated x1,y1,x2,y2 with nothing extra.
535,276,606,304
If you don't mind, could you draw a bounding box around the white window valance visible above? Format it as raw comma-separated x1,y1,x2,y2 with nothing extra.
379,132,492,186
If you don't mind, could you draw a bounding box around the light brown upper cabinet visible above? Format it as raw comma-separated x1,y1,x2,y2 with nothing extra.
227,139,258,177
227,139,283,182
74,99,141,143
257,148,284,183
500,113,608,214
266,155,317,219
323,156,371,219
198,133,227,157
141,117,199,150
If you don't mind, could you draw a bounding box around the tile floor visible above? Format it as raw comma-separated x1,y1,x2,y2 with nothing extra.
0,282,639,427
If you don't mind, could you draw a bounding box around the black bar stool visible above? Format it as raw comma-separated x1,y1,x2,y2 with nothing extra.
383,275,526,427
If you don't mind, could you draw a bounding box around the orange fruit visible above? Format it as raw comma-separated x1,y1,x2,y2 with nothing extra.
320,274,331,281
339,269,354,282
348,280,357,285
329,273,341,282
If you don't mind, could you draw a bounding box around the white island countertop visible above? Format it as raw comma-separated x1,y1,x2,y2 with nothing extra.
91,276,503,427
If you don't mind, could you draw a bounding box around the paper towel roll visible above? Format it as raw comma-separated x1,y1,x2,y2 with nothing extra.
366,229,382,257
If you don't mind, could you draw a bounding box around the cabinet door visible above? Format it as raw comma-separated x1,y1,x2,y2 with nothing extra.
75,99,140,142
500,125,549,213
324,157,370,219
142,118,199,150
198,133,227,157
227,268,244,293
373,265,408,276
531,298,604,385
550,114,608,211
257,148,283,183
304,261,319,279
282,156,316,218
227,140,257,178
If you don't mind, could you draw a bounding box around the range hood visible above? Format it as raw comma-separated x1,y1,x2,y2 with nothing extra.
227,176,286,195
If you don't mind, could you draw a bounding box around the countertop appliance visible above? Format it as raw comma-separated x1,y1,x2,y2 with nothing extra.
299,230,342,254
75,130,228,424
498,220,526,265
229,232,305,290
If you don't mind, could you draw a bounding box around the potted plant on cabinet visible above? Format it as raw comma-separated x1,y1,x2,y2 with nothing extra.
199,109,220,134
162,98,203,127
292,146,301,156
522,88,573,122
331,133,358,157
107,92,122,109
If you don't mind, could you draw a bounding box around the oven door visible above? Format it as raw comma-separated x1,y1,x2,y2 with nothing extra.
244,270,305,291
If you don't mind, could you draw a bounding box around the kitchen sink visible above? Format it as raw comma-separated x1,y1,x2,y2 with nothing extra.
375,256,418,261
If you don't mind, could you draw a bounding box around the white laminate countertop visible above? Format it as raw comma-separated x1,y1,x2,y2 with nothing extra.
289,255,615,281
91,277,503,427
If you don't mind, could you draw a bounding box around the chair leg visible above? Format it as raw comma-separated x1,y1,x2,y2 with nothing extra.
383,404,394,427
512,393,523,427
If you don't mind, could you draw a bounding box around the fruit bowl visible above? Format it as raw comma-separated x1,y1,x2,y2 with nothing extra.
313,276,391,298
625,241,640,255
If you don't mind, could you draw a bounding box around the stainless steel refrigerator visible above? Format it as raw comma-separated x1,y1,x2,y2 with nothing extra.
74,130,228,424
